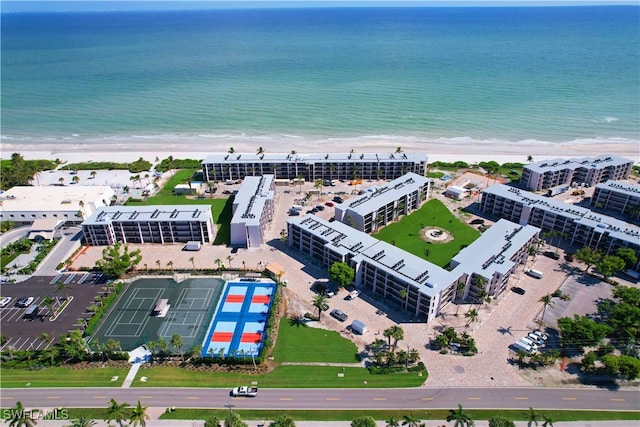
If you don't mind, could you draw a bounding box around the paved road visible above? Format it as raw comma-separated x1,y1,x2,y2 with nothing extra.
3,386,638,412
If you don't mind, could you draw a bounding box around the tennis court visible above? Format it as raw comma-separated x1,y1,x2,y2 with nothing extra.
202,278,276,359
91,277,224,352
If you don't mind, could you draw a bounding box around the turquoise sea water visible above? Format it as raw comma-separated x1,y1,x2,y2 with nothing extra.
1,6,638,148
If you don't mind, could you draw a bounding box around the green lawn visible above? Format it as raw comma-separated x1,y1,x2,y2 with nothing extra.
373,199,480,267
272,318,359,363
0,367,129,388
133,364,425,388
124,169,233,244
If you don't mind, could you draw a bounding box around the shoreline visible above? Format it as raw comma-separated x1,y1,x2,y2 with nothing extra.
2,138,638,166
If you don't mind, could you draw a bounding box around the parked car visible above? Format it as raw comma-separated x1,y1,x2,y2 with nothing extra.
325,201,334,207
16,296,34,308
330,309,348,322
288,209,300,216
315,205,325,211
544,251,560,260
0,297,12,308
332,196,344,203
511,287,526,295
565,253,574,262
346,290,360,300
529,330,548,341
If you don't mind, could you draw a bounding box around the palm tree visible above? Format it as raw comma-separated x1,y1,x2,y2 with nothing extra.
541,415,554,427
446,404,474,427
188,256,196,271
311,294,329,320
385,415,400,427
401,414,422,427
105,398,130,427
228,147,235,154
72,175,80,184
525,407,539,427
465,308,479,328
7,401,36,427
204,416,222,427
55,280,72,302
390,325,405,351
538,294,554,329
455,281,466,316
155,259,161,269
226,255,234,268
90,170,97,180
58,176,65,186
268,414,296,427
171,334,184,361
383,327,394,348
39,332,52,349
129,400,149,427
166,260,173,270
398,289,408,309
296,173,304,194
257,146,265,155
527,154,534,163
395,146,403,153
214,258,222,270
66,415,97,427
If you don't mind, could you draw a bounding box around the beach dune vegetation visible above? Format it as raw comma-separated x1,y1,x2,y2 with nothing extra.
61,157,152,174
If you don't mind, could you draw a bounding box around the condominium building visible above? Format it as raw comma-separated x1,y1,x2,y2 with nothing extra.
450,220,540,302
82,205,215,246
0,185,115,226
334,172,432,233
480,184,640,270
202,152,427,183
520,155,633,192
230,175,275,248
591,180,640,218
287,215,538,322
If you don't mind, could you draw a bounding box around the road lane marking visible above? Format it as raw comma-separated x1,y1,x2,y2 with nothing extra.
611,398,625,402
47,397,60,399
279,398,293,401
466,397,481,400
186,397,199,400
421,397,434,401
0,397,14,400
562,397,576,401
514,397,529,400
373,398,387,401
326,398,340,401
138,396,153,399
93,396,108,399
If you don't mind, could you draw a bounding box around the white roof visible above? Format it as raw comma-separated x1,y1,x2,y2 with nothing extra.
339,172,430,215
0,185,114,211
451,219,540,278
231,175,274,226
203,152,427,165
83,205,212,225
595,180,640,198
525,154,633,174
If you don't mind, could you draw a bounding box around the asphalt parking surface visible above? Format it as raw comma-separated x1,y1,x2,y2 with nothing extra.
0,273,108,350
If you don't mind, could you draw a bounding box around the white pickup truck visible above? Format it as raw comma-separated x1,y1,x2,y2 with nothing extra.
230,386,258,397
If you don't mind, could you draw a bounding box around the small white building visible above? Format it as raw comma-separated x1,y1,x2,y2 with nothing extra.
444,185,468,199
0,185,115,225
230,175,275,248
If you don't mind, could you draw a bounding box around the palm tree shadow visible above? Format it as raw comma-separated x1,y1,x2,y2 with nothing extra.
497,325,513,336
288,314,308,328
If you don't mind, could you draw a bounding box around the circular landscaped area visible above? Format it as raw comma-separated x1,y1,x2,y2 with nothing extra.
420,226,454,244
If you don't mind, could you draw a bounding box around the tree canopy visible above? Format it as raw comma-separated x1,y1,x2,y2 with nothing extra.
95,242,142,277
329,261,355,289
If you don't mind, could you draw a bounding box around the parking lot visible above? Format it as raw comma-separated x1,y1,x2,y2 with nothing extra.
0,273,109,351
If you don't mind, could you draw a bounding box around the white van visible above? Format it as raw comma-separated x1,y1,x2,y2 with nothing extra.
351,319,367,335
520,337,539,349
512,340,534,354
526,269,544,279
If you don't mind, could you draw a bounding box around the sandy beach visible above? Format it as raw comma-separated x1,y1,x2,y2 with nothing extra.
2,137,639,166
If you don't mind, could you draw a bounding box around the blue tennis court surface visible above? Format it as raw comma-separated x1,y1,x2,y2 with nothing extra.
202,279,276,358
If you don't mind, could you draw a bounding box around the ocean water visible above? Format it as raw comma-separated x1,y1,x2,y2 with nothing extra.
1,6,638,149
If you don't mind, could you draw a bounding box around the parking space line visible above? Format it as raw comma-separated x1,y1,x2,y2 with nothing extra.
421,397,434,401
466,397,481,400
373,397,387,401
514,397,528,400
325,398,340,401
279,398,293,401
186,397,199,400
611,398,625,402
46,396,60,399
562,397,576,401
92,396,107,399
